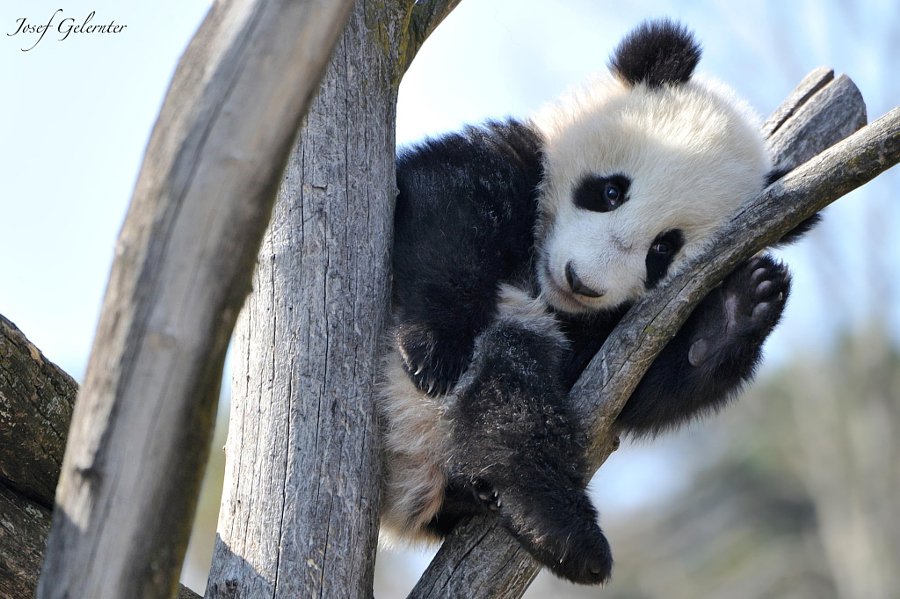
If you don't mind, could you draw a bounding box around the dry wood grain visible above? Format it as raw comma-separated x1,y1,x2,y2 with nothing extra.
0,314,202,599
205,1,461,598
34,1,355,598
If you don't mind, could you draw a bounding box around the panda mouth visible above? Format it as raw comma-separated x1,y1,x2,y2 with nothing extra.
541,261,593,314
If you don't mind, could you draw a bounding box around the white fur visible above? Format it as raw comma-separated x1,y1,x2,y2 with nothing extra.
378,350,451,545
495,284,565,344
531,74,770,313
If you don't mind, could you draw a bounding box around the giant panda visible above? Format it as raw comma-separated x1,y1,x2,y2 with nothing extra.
379,19,807,585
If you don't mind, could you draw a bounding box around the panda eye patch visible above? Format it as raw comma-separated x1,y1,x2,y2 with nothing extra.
573,174,631,213
645,229,685,289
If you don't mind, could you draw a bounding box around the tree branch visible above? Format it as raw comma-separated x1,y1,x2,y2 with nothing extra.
0,483,52,599
0,314,199,599
408,70,889,599
0,314,76,509
398,0,464,76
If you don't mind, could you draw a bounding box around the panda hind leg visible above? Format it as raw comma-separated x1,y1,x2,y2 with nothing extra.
617,254,790,435
441,286,613,585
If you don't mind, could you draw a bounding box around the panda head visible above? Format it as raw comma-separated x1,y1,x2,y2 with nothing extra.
532,19,770,314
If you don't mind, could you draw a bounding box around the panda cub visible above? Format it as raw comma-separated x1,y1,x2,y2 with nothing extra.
380,19,798,585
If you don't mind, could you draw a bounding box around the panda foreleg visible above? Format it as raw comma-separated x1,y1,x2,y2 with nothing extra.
616,254,790,436
441,285,613,585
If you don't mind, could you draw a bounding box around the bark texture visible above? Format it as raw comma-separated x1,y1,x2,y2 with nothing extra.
0,485,51,599
408,70,884,599
205,1,460,598
34,1,356,598
0,314,76,508
0,315,201,599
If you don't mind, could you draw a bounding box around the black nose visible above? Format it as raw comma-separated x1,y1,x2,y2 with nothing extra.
565,261,603,298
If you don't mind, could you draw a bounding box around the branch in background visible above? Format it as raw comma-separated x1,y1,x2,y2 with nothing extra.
0,315,76,509
0,485,52,599
34,1,356,598
408,69,888,599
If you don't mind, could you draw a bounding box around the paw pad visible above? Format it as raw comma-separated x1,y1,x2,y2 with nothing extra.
688,254,790,367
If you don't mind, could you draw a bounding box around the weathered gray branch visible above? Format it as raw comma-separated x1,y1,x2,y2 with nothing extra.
0,481,204,599
408,71,892,598
34,1,355,598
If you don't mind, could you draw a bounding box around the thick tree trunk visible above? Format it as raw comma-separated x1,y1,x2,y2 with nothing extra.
204,1,460,598
203,7,396,598
34,1,356,598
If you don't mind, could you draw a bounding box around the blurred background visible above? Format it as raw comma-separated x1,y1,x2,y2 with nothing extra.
2,0,898,597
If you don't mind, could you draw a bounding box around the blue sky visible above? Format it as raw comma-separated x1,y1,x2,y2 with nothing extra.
2,1,211,377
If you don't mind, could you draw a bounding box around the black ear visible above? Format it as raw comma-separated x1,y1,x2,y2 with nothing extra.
609,19,701,88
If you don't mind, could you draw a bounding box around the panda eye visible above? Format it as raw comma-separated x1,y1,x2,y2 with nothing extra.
651,241,670,254
649,230,684,256
605,183,622,206
574,174,631,213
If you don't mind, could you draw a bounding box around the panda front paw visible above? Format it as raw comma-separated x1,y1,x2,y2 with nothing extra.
396,323,473,396
688,255,790,368
470,478,501,511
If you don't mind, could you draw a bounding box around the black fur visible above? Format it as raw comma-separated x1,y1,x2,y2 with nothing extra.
429,314,613,584
608,19,701,88
645,228,685,289
560,255,790,435
574,174,632,212
393,120,543,395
